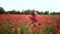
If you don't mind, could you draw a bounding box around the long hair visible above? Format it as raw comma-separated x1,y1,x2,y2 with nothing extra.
31,10,37,16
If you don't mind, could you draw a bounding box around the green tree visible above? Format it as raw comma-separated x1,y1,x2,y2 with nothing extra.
24,10,31,14
0,7,5,14
50,12,56,15
56,12,60,15
17,11,20,14
6,10,19,14
44,11,49,15
36,11,44,15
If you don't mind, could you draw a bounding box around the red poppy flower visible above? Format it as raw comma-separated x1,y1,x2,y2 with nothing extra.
43,32,46,34
56,30,60,34
5,30,9,32
32,28,36,32
0,27,2,31
28,32,30,34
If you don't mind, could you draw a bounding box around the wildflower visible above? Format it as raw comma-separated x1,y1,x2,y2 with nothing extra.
0,27,2,31
32,28,36,32
43,32,46,34
56,30,60,34
28,32,30,34
5,30,9,32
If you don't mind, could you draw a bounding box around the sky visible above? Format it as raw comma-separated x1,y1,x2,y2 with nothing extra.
0,0,60,12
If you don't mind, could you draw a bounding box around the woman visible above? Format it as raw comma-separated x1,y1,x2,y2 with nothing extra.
30,10,38,27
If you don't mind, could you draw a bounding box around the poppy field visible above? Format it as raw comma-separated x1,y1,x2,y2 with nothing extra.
0,14,60,34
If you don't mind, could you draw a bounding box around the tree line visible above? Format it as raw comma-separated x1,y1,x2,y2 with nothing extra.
0,7,60,15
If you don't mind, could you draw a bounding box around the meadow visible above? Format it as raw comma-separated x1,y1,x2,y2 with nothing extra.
0,14,60,34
